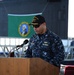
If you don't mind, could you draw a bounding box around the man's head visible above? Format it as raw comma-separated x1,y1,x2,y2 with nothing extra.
30,15,47,34
30,15,45,28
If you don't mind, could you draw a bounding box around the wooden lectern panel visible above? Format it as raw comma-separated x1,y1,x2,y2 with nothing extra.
0,58,59,75
0,58,30,75
30,58,60,75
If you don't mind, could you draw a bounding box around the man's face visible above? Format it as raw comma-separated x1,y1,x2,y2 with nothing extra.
33,23,46,34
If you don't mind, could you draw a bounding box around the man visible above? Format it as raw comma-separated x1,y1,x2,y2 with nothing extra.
25,15,65,68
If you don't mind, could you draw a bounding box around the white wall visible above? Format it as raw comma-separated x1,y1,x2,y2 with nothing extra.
68,0,74,38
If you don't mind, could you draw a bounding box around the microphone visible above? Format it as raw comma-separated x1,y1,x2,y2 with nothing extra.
10,39,28,57
16,39,29,47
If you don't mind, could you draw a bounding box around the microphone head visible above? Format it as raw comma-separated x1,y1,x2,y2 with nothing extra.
20,39,29,47
23,39,29,44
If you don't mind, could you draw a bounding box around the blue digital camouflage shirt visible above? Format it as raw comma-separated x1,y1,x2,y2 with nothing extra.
25,29,65,67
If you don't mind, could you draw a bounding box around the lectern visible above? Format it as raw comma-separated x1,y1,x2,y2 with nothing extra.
0,58,59,75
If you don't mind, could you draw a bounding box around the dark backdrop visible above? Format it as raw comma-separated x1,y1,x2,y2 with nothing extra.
0,0,68,39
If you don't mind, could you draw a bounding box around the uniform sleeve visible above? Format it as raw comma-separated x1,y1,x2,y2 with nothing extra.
49,38,65,67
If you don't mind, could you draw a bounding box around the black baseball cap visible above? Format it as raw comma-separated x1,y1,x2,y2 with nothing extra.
29,15,45,28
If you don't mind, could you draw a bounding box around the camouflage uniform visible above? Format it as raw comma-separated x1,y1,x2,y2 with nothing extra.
25,29,65,67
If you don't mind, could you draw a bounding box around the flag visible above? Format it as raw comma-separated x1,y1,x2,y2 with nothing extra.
8,13,42,38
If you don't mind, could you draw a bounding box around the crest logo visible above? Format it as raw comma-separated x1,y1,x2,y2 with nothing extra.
18,22,30,37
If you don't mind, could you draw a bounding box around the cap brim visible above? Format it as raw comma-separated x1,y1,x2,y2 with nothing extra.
30,23,39,26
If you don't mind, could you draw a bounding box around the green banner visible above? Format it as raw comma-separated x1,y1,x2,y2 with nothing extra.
8,13,42,38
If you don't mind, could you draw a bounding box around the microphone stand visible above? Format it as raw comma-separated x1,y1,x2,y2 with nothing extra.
9,46,22,57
